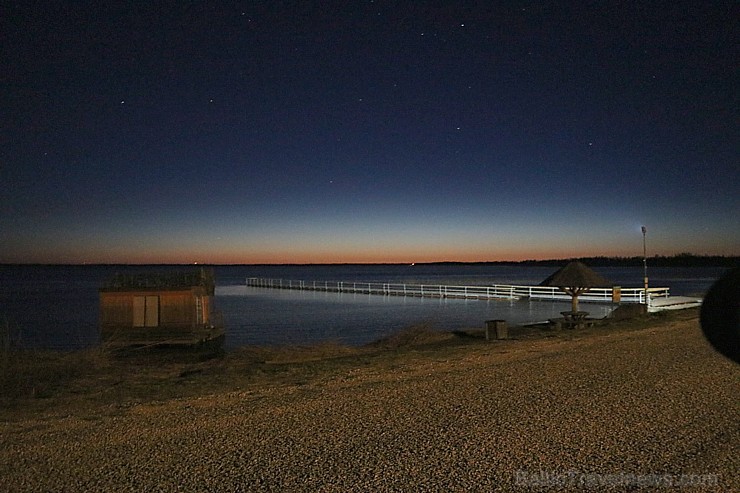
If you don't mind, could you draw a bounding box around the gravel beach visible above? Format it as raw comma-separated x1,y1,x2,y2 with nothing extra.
1,315,738,492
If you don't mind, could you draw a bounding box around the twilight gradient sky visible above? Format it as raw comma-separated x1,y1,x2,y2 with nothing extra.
2,1,738,264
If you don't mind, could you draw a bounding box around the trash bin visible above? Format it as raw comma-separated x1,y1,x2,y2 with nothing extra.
485,320,508,340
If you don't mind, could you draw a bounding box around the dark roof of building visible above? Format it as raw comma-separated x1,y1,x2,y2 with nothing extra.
100,268,215,294
539,261,611,288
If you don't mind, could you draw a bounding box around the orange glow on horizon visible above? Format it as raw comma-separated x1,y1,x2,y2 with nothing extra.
3,229,736,265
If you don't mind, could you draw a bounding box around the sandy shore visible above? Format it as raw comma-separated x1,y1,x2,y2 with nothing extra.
1,315,738,492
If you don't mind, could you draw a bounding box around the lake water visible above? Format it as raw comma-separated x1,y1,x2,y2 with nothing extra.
0,264,727,350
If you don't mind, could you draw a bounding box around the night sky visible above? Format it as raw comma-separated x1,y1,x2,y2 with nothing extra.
2,1,738,264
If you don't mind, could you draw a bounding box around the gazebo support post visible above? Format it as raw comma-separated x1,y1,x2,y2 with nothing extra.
564,287,582,314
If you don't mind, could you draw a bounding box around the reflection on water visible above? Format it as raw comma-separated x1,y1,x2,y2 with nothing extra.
216,285,612,347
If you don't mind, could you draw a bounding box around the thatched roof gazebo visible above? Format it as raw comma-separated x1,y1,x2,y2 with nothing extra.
540,261,611,314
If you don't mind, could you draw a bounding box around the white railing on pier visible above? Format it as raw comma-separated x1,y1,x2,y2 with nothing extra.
246,278,669,304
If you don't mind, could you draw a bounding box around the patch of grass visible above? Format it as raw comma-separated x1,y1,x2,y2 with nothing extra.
252,341,361,364
0,348,109,401
0,311,700,419
366,324,454,350
532,307,701,341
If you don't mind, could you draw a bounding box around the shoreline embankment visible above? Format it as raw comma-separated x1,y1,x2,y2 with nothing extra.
1,310,737,491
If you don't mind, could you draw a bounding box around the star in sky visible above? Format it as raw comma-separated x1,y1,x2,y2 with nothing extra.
0,1,737,264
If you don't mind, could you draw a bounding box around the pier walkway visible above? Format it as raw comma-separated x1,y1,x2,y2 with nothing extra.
246,277,681,307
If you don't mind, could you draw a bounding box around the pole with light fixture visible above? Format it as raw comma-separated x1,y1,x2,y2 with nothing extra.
642,226,649,307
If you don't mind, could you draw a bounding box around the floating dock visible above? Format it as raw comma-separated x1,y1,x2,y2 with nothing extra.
246,278,697,310
647,296,703,312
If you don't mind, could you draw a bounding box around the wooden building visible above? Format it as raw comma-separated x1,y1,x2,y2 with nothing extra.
99,269,224,348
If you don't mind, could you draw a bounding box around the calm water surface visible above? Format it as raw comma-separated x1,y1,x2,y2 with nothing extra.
0,264,726,350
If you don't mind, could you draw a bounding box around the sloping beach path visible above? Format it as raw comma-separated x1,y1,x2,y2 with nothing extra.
2,317,738,491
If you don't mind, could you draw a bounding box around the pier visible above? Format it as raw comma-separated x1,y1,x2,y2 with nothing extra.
246,278,675,306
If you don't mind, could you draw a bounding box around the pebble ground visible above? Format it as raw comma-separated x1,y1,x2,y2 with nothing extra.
1,318,738,492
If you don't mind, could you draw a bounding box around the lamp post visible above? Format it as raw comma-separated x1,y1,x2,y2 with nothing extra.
641,226,648,306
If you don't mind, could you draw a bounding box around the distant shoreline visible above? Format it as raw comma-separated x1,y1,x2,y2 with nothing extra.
2,254,738,268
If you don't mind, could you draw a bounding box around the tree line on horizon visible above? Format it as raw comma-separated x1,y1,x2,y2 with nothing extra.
2,253,738,267
431,254,739,268
523,254,738,267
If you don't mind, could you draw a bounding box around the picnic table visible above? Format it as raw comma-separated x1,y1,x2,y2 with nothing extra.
550,311,591,330
561,311,589,322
